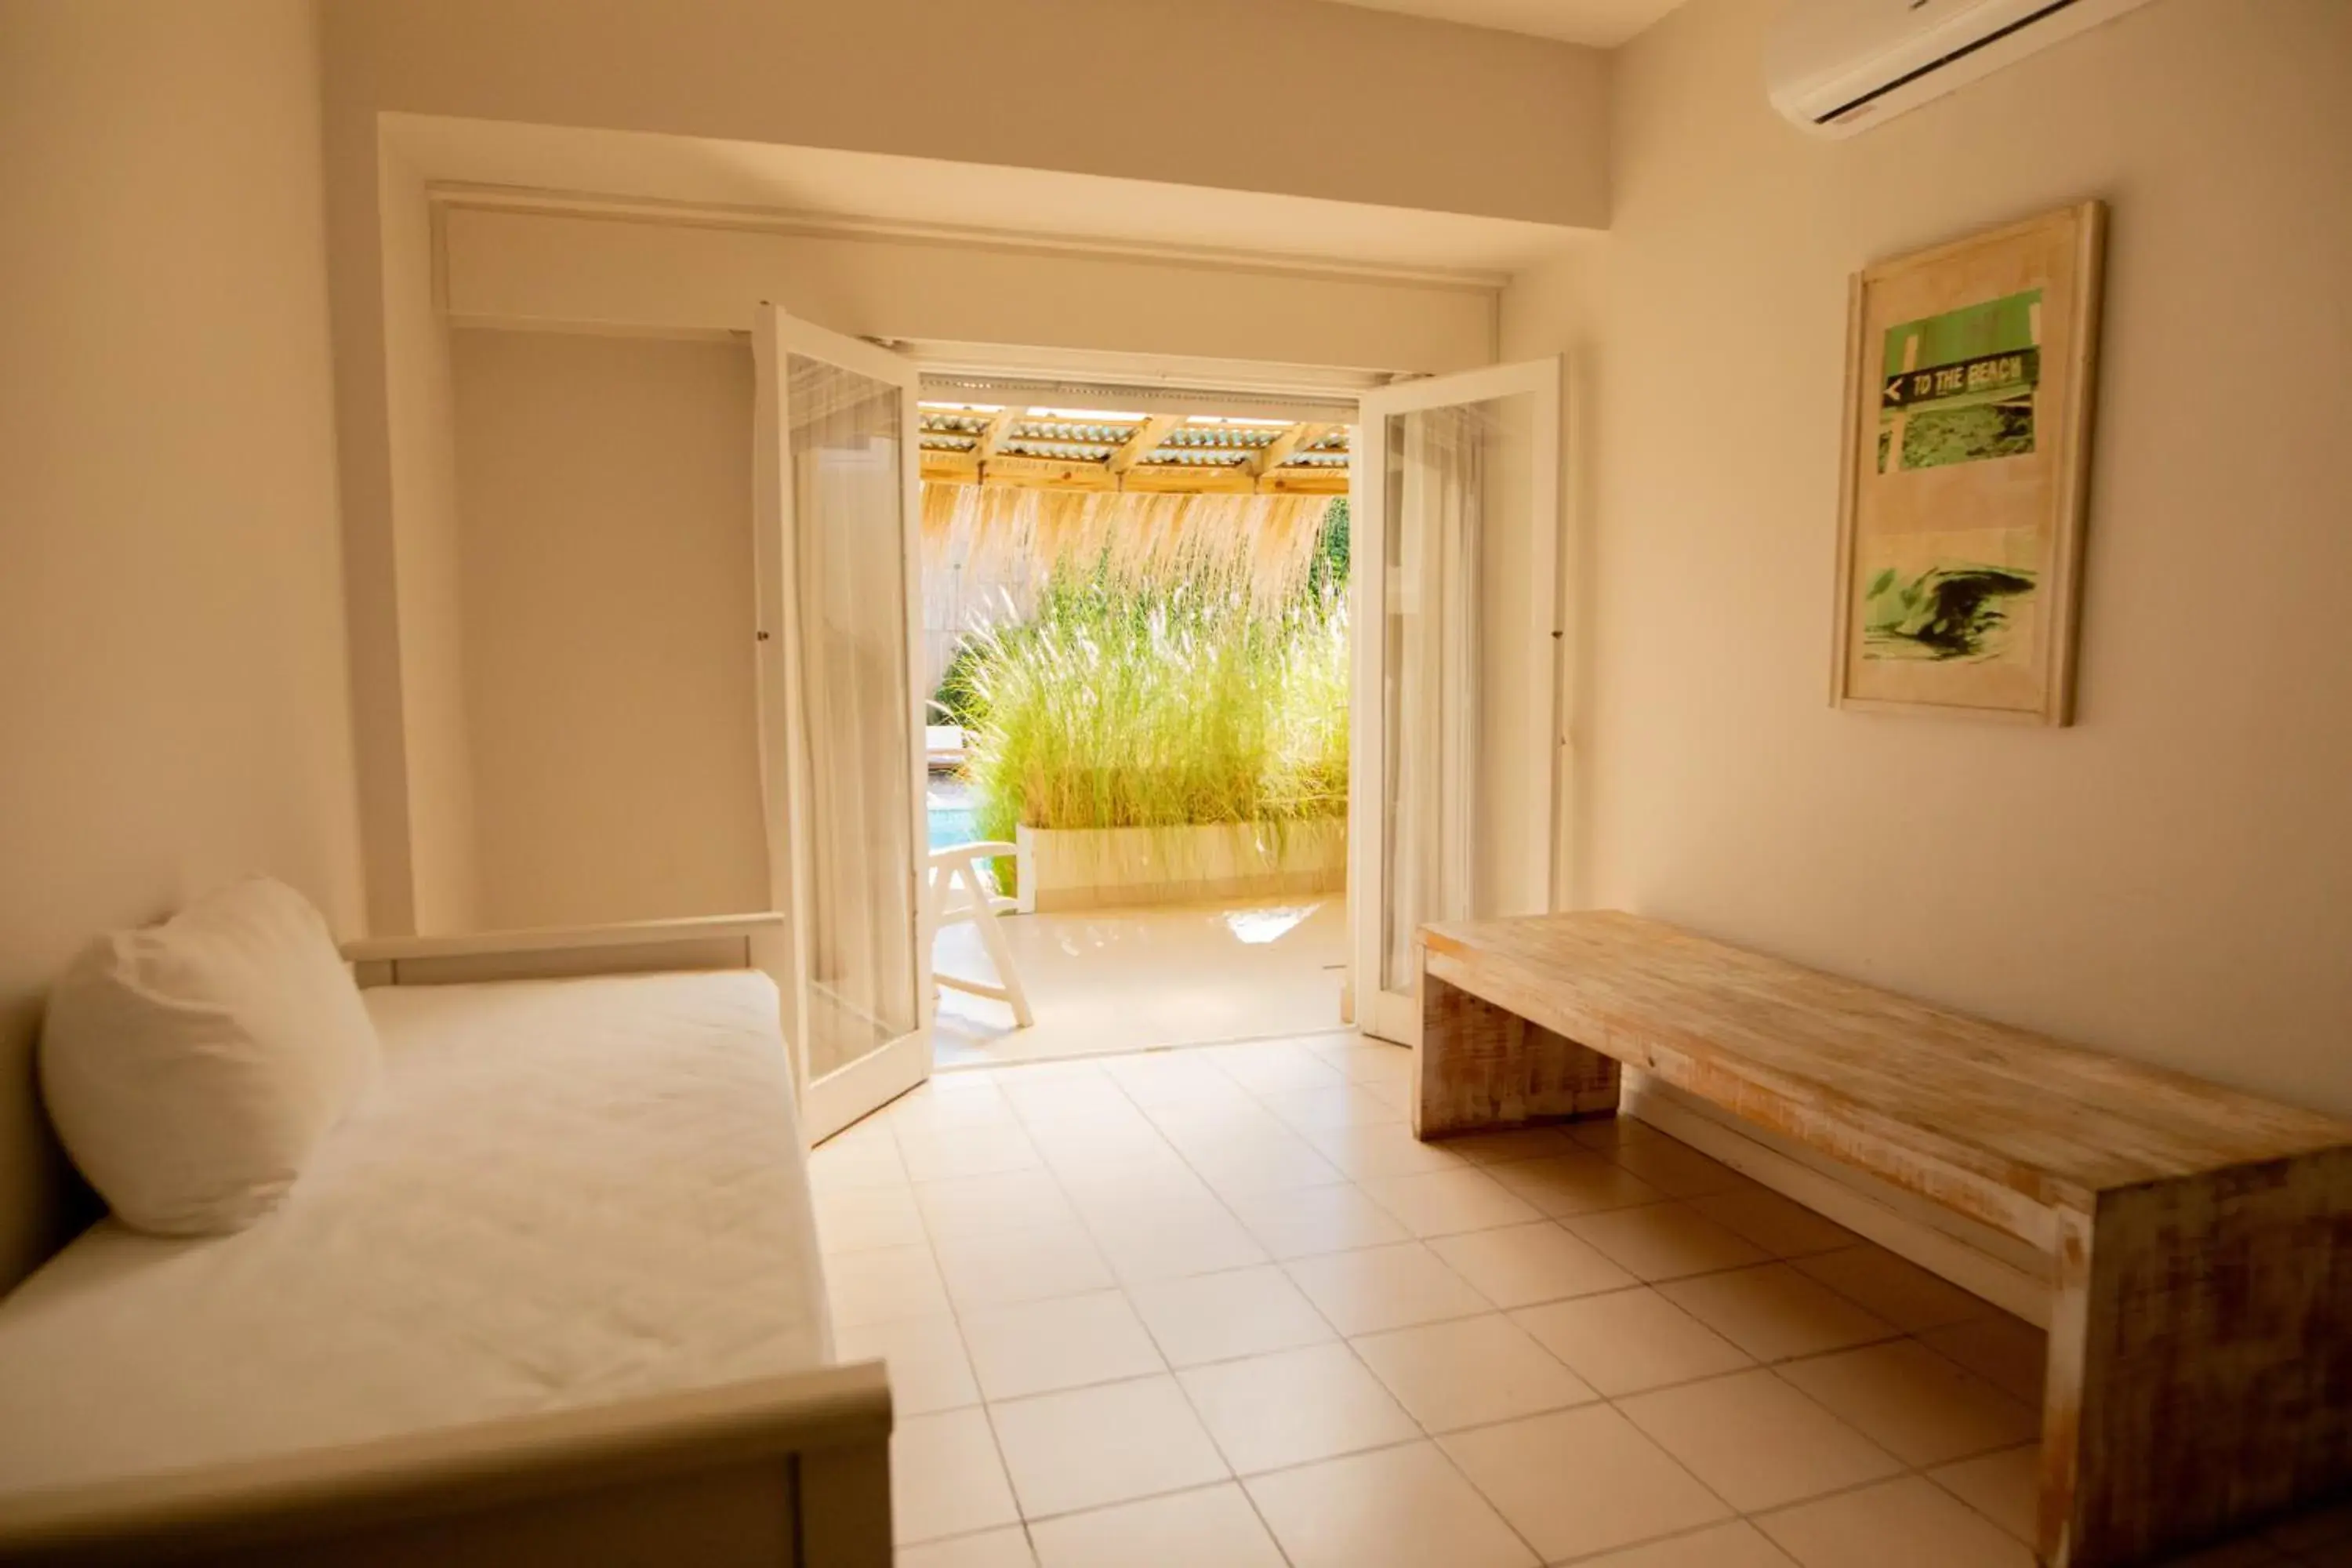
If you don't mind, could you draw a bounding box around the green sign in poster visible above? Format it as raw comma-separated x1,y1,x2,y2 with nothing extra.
1876,289,2042,472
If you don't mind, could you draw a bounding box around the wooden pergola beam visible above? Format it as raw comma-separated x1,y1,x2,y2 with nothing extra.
920,403,1352,495
1123,464,1258,495
982,454,1119,492
1255,468,1348,496
976,407,1023,463
1106,415,1181,475
1249,421,1335,477
921,451,982,485
920,459,1349,497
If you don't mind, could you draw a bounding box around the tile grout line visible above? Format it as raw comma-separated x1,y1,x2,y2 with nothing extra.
980,1036,1475,1559
895,1322,2043,1563
943,1381,2041,1563
1103,1038,1361,1568
1544,1516,1780,1567
1020,1047,1300,1563
1567,1239,2041,1558
1120,1043,1558,1568
858,1038,2059,1564
1446,1171,2023,1553
880,1091,1033,1553
1192,1090,1578,1566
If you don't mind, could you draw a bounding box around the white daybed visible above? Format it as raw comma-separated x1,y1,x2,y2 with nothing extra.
0,915,890,1567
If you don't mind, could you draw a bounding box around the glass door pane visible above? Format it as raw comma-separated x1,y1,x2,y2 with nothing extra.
753,305,931,1142
1353,362,1560,1048
787,351,920,1080
1380,404,1480,1005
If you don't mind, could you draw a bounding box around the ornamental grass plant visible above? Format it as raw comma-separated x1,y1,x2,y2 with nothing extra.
953,565,1348,845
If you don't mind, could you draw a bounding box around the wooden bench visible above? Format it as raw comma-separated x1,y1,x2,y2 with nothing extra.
1415,910,2352,1568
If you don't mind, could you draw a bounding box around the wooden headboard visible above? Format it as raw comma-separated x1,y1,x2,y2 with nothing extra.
343,913,792,993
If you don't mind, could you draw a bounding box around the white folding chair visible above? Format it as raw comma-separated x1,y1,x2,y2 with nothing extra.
927,840,1035,1028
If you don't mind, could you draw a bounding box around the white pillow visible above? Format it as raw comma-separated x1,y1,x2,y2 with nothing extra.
39,877,379,1236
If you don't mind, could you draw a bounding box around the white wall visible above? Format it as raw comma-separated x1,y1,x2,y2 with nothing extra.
381,146,480,933
384,194,1499,926
325,0,1608,230
449,330,769,930
0,0,363,1283
1504,0,2352,1114
441,205,1501,376
326,0,1559,928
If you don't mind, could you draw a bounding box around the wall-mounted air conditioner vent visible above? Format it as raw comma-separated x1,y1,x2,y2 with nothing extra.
1767,0,2161,137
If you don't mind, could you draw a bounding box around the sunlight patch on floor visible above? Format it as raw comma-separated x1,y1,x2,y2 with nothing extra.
1222,905,1316,945
931,895,1346,1068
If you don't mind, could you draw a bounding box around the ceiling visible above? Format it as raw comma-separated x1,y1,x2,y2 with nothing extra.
1297,0,1686,46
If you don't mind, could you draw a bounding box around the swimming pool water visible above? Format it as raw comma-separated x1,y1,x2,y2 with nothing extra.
927,805,978,848
927,779,979,849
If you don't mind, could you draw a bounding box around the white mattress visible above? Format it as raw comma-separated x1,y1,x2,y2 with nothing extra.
0,971,832,1497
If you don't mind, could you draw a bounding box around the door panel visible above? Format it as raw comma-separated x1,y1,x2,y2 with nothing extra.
753,306,931,1141
1351,361,1562,1047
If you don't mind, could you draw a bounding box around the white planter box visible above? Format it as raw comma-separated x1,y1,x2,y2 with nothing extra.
1014,819,1345,914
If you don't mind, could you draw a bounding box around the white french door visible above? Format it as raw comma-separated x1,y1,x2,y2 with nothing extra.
752,305,932,1142
1350,359,1563,1047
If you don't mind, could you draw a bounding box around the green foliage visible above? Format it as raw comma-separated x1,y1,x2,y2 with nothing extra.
1307,497,1351,600
958,565,1349,837
929,638,993,731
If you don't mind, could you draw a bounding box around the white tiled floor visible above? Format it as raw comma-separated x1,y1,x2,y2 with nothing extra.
815,1032,2352,1568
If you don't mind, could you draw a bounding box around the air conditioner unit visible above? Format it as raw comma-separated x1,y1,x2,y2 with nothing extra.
1767,0,2161,137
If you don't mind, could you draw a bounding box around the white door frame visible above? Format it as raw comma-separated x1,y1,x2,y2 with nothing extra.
1348,358,1563,1047
753,303,934,1142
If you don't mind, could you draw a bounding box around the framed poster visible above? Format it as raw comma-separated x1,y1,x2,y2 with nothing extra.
1831,201,2107,724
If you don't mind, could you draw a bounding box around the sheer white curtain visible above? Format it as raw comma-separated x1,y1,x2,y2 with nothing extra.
1380,402,1486,999
786,354,920,1078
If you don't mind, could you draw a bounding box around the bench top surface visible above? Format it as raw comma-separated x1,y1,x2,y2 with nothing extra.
1420,910,2352,1207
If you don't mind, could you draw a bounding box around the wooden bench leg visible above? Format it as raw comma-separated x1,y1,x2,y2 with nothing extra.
2040,1149,2352,1566
1415,967,1620,1138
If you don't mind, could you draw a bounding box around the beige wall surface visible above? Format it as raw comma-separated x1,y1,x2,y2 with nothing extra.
1504,0,2352,1112
382,147,481,935
324,0,1567,930
450,331,768,931
0,0,363,1283
441,206,1501,377
325,0,1606,230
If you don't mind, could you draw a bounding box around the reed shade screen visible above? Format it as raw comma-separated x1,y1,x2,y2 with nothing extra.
786,354,920,1079
920,486,1335,613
